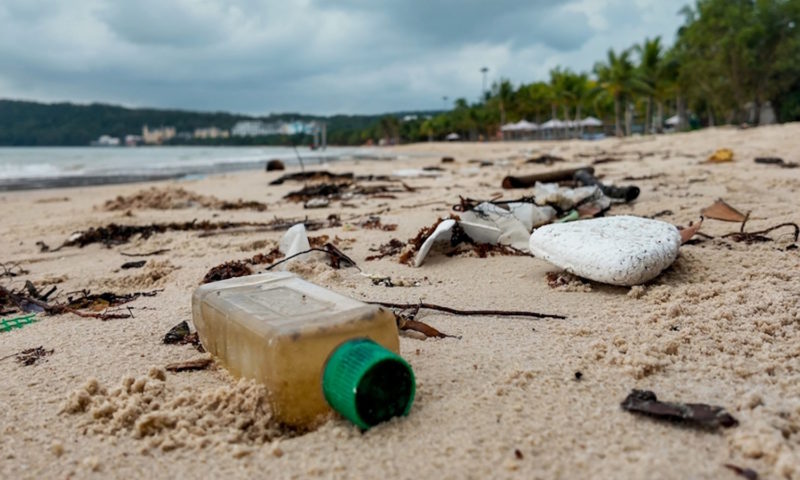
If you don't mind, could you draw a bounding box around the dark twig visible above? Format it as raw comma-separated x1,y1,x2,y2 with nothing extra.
265,246,360,272
120,249,171,257
367,301,565,320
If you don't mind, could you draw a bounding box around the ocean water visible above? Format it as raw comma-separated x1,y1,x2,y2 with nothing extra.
0,146,381,190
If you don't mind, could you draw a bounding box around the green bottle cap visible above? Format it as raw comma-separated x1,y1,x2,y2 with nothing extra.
322,338,415,430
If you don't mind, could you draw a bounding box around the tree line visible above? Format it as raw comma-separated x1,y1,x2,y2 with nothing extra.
370,0,800,143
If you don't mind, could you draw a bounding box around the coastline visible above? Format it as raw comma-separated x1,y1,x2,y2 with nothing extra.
1,124,799,479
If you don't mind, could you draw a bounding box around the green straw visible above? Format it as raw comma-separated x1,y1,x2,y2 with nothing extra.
0,314,38,333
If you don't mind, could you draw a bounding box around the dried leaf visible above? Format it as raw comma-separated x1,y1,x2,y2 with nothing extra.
165,357,213,372
621,389,738,429
399,318,451,338
706,148,734,163
121,260,146,269
701,199,747,222
678,218,704,244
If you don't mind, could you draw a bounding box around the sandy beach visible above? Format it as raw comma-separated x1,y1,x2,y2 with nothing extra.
1,125,799,479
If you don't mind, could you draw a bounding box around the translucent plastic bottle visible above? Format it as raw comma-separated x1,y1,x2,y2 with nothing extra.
192,272,414,429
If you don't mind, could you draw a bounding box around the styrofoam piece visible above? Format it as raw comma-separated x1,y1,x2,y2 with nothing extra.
392,168,442,178
413,219,456,267
528,216,681,286
280,224,311,257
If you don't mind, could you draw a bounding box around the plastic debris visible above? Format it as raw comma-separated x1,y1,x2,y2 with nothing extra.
1,313,37,332
529,216,681,286
706,148,734,163
414,219,456,267
280,224,311,258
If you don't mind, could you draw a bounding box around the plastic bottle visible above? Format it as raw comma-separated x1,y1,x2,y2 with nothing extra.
192,272,415,429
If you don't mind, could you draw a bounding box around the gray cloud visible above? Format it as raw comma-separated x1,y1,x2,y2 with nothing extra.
0,0,685,115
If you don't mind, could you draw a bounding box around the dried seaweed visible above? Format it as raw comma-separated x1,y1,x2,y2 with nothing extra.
620,389,738,429
357,216,398,231
269,171,354,185
104,186,267,211
285,183,349,202
15,346,54,366
0,283,160,320
366,239,406,261
120,249,171,257
1,262,29,278
165,357,213,372
202,261,253,284
754,157,797,168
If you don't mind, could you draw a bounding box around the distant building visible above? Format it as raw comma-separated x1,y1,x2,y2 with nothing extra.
90,135,120,146
231,120,281,137
402,115,418,122
193,126,230,139
124,134,142,146
142,125,176,144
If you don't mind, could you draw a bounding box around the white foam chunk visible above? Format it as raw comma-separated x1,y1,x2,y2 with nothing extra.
528,216,681,286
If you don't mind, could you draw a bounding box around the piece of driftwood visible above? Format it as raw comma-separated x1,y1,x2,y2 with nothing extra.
165,358,213,372
502,166,594,189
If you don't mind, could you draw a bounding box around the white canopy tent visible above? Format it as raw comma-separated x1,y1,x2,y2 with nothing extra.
665,115,680,126
445,132,460,141
540,119,567,129
579,116,603,127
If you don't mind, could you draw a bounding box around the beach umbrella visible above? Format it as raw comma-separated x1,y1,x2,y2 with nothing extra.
500,123,519,132
445,132,460,141
665,115,680,126
540,119,566,129
515,120,539,131
579,116,603,127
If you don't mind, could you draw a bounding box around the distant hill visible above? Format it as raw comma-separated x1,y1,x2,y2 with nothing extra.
0,99,437,146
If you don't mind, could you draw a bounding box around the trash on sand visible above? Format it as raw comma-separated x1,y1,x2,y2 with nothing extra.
165,357,213,373
441,156,455,163
531,183,611,212
14,346,54,366
459,202,534,251
529,216,681,286
706,148,734,163
392,168,442,178
0,313,37,332
502,166,594,189
678,218,704,244
701,199,748,222
163,320,203,351
193,272,415,429
413,219,457,267
573,168,640,203
121,260,146,269
304,198,330,209
621,389,738,429
280,224,311,258
266,159,285,171
724,464,759,480
754,157,797,169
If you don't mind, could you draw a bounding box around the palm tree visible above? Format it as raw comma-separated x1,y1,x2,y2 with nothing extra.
594,48,638,136
635,37,663,134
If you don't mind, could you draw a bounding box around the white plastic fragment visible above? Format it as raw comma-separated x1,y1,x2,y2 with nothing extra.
459,203,530,251
279,224,311,257
413,219,455,267
392,168,442,178
532,183,603,210
528,216,682,286
507,202,557,230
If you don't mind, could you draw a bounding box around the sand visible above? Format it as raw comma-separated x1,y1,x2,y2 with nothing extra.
1,124,799,479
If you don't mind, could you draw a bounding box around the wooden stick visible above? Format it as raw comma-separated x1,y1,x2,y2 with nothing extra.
502,166,594,189
368,301,566,320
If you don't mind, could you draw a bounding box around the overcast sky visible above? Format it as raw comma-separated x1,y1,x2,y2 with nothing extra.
0,0,686,116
